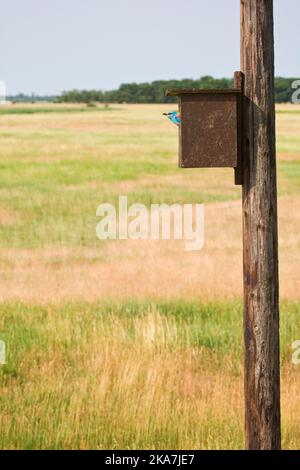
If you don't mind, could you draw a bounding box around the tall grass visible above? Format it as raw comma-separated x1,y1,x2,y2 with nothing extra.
0,103,300,449
0,300,299,449
0,104,299,247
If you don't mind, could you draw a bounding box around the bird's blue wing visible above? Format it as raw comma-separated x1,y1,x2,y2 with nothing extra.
169,112,181,126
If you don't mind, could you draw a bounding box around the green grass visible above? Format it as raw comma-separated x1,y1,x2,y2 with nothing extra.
0,106,114,115
277,135,300,153
0,104,300,449
0,104,298,247
1,299,298,375
0,108,298,247
0,300,299,449
0,118,238,247
277,109,300,114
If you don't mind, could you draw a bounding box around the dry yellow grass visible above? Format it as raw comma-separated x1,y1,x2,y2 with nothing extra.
0,195,299,303
0,309,244,449
1,304,299,449
0,103,299,304
0,103,300,449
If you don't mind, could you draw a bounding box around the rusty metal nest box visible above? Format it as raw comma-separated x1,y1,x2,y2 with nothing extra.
166,82,243,176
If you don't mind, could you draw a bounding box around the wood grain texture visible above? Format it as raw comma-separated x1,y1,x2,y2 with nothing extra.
166,89,241,96
241,0,281,450
234,71,244,185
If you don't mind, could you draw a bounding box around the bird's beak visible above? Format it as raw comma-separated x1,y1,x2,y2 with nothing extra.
162,113,168,116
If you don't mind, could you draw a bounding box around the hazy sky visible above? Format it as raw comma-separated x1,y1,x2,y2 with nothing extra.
0,0,299,95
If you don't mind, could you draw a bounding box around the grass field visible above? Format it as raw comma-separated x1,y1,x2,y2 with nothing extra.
0,102,300,449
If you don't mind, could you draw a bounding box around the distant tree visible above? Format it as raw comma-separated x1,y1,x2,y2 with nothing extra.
275,77,298,103
54,77,298,104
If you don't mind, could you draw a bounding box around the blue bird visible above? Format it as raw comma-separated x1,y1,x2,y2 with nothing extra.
163,111,181,126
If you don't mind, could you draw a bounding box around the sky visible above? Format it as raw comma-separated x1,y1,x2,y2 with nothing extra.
0,0,299,96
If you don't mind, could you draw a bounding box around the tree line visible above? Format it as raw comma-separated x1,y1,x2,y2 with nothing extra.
7,93,56,103
57,77,297,104
8,77,298,104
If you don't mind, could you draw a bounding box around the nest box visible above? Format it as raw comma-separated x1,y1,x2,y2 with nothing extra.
166,72,244,185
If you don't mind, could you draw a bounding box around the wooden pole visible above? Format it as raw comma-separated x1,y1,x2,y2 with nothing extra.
240,0,281,449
